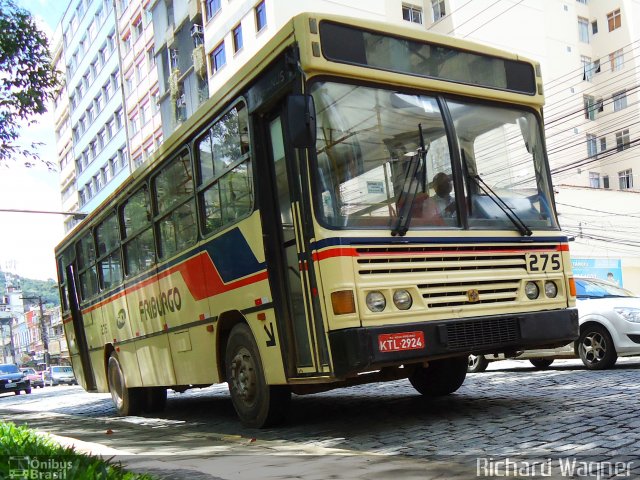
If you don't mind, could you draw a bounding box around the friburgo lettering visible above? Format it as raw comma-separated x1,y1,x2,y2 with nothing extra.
139,287,182,320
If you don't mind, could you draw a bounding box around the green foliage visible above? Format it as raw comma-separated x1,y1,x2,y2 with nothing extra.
0,421,155,479
0,271,59,306
0,0,60,168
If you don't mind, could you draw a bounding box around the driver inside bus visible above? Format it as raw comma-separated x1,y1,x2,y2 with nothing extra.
421,172,457,223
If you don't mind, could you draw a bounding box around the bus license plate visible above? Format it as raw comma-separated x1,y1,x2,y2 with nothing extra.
378,331,425,352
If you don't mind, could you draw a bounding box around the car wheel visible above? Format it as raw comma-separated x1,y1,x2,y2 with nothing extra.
25,388,32,394
14,391,20,395
409,356,468,396
107,351,144,415
467,354,489,373
578,324,618,370
529,358,554,369
225,323,290,428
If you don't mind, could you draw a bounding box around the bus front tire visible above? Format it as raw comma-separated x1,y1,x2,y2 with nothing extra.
107,352,143,416
409,356,468,397
225,324,290,428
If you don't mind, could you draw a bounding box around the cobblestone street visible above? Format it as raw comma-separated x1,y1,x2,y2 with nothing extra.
2,359,640,478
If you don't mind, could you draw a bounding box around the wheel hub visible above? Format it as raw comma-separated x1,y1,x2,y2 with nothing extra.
231,348,257,403
581,332,606,365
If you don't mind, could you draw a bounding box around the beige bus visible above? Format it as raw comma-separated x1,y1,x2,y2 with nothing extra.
55,12,578,427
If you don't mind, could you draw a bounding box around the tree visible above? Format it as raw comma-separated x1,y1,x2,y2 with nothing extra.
0,0,59,168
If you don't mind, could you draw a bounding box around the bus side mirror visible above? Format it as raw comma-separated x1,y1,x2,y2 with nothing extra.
286,94,316,148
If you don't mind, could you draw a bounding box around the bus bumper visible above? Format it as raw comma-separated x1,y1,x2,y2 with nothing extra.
328,308,579,378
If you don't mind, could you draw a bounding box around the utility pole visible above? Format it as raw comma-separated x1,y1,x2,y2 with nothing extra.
21,296,49,368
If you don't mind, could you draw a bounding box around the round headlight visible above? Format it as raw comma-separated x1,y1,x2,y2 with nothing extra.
544,281,558,298
525,282,539,300
366,291,386,312
393,290,413,310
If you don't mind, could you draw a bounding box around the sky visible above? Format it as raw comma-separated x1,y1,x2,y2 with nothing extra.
0,1,71,281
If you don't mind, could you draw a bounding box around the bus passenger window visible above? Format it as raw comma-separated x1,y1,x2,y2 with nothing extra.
123,187,155,276
96,214,123,290
76,232,98,299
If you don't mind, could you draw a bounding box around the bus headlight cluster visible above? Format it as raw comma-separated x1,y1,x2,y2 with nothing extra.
366,290,414,312
525,281,559,300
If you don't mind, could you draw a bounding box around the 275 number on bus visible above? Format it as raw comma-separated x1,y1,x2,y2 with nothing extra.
526,252,561,273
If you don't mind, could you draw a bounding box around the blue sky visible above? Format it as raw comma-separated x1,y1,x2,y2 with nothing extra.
0,1,72,281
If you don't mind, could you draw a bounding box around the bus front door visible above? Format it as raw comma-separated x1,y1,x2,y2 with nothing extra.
265,114,329,377
65,264,96,390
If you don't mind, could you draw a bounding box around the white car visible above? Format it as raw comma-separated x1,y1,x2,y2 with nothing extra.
468,277,640,372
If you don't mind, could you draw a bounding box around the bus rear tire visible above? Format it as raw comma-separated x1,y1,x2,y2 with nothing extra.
409,356,468,397
108,352,143,416
225,324,290,428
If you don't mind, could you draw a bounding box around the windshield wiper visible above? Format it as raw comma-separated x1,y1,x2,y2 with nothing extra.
391,124,428,236
468,173,533,237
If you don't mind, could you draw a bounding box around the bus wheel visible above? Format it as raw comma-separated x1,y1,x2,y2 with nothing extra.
144,387,167,413
107,352,143,416
225,324,290,428
409,356,468,397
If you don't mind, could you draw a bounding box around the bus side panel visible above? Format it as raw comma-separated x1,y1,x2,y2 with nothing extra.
125,273,178,387
206,216,287,385
81,308,108,387
88,349,109,391
159,256,216,386
116,342,143,388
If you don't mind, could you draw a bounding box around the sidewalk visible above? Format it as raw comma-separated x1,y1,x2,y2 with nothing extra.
0,408,473,479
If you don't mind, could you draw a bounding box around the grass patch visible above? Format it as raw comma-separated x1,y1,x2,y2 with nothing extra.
0,421,154,479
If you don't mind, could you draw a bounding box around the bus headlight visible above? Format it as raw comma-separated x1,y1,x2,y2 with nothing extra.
366,291,386,312
525,282,539,300
393,290,412,310
544,281,558,298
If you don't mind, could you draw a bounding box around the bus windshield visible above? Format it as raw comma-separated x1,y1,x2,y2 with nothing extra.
310,81,557,232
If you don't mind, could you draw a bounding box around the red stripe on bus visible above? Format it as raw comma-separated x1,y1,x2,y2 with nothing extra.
312,248,359,262
83,251,268,314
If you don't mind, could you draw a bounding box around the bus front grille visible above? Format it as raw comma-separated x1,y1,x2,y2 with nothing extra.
418,279,520,308
446,317,519,349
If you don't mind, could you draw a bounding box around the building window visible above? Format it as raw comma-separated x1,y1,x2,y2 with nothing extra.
612,90,627,112
583,95,596,120
609,49,624,71
402,5,423,24
206,0,221,20
431,0,446,20
576,0,587,4
133,19,143,40
255,1,267,32
616,129,630,152
581,55,593,81
619,169,633,190
591,20,598,34
578,17,589,43
589,172,600,188
600,137,607,152
603,175,610,189
232,24,243,53
607,9,621,31
210,42,226,74
586,134,597,158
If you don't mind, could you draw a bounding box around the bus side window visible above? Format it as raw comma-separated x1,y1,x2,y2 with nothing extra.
196,101,252,235
76,232,98,300
122,186,156,276
154,151,197,259
96,213,123,290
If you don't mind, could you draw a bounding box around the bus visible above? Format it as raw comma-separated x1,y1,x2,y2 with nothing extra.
55,12,578,427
